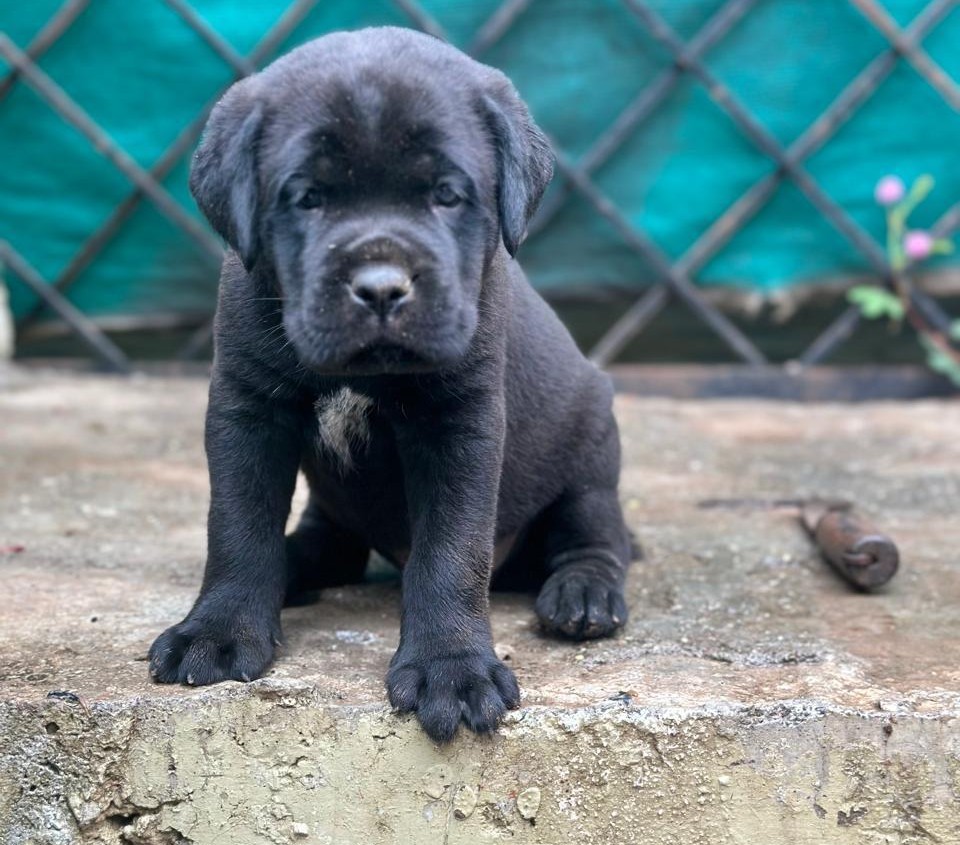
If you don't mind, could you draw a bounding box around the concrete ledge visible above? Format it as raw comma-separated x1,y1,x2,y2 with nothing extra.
2,367,959,844
5,687,960,845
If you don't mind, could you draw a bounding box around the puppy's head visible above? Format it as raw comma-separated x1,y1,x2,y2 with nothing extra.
190,27,553,374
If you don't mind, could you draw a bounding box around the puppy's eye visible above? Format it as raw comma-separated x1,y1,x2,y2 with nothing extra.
432,182,462,207
296,186,324,210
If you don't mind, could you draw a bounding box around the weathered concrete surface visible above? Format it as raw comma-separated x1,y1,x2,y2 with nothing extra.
1,365,959,844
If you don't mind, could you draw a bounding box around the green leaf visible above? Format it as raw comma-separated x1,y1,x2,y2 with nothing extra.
847,285,905,321
932,238,955,256
908,174,935,203
949,320,960,342
919,335,960,386
895,174,936,226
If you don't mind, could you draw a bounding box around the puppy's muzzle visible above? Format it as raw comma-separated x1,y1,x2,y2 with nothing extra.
349,263,413,318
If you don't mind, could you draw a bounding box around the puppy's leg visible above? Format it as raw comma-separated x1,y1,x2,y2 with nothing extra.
284,496,369,607
385,395,519,743
535,487,632,640
149,370,308,684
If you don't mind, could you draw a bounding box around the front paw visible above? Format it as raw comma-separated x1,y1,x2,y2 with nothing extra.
386,647,520,742
536,560,628,640
149,605,280,686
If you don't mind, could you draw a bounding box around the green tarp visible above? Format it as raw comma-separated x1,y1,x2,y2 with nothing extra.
2,0,958,323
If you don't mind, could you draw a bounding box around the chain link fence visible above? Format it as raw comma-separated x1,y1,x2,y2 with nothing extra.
1,0,958,379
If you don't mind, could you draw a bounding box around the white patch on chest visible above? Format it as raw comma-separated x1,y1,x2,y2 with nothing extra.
315,387,374,472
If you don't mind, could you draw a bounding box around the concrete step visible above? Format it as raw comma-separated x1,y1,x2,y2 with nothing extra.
1,367,958,844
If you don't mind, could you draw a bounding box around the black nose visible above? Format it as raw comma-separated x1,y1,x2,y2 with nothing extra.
348,263,413,316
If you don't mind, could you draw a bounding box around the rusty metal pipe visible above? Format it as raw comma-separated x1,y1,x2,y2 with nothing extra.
698,497,901,590
803,505,899,590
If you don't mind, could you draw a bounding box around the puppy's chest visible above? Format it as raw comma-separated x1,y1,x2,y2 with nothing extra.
314,387,375,472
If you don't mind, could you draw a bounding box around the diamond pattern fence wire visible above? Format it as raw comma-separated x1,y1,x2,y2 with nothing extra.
1,0,958,373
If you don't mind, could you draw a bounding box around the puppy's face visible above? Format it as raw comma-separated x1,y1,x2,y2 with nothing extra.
191,29,553,375
263,83,494,374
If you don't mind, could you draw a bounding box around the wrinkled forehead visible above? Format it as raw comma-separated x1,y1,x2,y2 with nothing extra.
262,73,493,182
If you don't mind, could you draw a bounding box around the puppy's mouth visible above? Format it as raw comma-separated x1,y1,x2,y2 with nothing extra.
290,329,467,375
342,342,438,374
285,279,477,375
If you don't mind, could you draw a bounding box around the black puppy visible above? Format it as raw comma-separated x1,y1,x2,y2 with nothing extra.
149,27,631,742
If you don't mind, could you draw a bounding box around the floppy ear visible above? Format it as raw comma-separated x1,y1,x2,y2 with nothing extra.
483,78,554,257
189,86,265,270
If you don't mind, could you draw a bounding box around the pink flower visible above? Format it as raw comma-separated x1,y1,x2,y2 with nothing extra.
904,230,934,261
874,175,905,206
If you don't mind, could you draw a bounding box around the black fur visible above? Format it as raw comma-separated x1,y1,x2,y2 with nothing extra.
149,27,632,742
